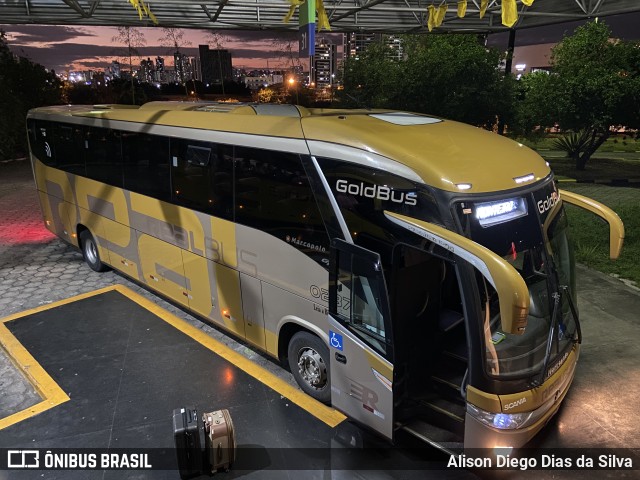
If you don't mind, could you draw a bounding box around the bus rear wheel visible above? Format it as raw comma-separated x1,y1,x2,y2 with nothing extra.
288,331,331,404
79,230,109,272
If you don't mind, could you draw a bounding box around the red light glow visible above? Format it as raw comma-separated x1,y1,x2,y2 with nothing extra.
0,220,56,245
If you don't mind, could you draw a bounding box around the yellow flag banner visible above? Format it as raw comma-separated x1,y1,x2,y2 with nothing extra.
479,0,488,19
457,0,467,18
284,0,305,24
502,0,517,27
522,0,534,6
435,3,448,27
427,4,436,31
317,0,331,31
127,0,157,23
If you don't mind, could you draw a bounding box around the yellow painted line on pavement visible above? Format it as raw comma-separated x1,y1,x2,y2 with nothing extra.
0,286,138,430
114,284,346,428
0,284,345,430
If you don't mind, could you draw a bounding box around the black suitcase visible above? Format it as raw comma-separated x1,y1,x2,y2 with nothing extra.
172,407,203,479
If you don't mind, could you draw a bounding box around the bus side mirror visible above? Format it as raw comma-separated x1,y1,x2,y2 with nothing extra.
558,189,625,260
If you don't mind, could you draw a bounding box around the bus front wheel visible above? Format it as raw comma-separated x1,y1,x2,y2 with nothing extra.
288,331,331,404
79,230,109,272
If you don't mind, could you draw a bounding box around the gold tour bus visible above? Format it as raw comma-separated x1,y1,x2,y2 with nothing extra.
26,102,624,453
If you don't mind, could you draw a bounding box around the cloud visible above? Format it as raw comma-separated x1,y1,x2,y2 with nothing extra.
221,30,297,43
2,25,346,71
1,24,95,44
10,41,297,71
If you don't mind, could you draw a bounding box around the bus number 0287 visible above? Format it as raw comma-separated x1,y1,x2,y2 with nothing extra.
310,285,350,311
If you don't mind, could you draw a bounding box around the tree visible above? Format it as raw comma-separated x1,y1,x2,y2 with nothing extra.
0,31,61,160
340,34,514,129
160,27,192,53
340,40,401,109
402,35,514,128
257,87,276,103
111,26,146,104
514,21,640,170
206,31,229,95
159,28,192,88
271,34,303,72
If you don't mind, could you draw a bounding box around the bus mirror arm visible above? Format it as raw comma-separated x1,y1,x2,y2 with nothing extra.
558,189,625,260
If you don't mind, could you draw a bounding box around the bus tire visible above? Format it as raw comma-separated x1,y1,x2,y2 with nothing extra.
79,230,108,272
288,331,331,404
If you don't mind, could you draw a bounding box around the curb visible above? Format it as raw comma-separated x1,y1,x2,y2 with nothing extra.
0,158,27,164
557,178,640,186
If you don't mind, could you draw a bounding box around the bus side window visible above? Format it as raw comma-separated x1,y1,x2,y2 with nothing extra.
170,140,234,221
28,119,55,166
54,123,85,176
123,132,171,200
171,139,214,211
85,127,123,187
211,145,234,221
234,146,329,264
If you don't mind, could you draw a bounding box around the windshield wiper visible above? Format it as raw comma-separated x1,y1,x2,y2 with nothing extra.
534,286,581,387
535,292,561,387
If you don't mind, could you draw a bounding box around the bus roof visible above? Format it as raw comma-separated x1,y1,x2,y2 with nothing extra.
29,101,550,193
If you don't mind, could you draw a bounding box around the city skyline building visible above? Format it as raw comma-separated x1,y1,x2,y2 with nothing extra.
173,51,194,84
154,56,165,83
109,60,121,79
386,35,404,61
312,37,337,88
342,33,404,62
139,57,154,84
198,45,233,86
343,33,379,60
192,56,202,81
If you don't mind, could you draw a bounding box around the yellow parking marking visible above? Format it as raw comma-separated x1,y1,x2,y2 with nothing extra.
0,285,345,430
114,285,346,428
0,286,119,325
0,287,117,430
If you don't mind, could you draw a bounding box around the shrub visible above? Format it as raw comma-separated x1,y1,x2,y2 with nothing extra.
551,130,591,159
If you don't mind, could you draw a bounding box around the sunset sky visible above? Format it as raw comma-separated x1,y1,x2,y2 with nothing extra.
2,25,314,73
2,12,639,74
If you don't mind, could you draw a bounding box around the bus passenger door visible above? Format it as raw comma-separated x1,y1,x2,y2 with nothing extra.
328,239,394,441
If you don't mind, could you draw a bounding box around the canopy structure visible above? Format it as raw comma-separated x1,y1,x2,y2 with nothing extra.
1,0,639,34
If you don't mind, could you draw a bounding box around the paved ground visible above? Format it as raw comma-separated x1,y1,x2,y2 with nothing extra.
0,160,295,419
2,159,640,478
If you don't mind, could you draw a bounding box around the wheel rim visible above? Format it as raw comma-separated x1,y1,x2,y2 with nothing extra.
297,346,327,391
85,238,98,265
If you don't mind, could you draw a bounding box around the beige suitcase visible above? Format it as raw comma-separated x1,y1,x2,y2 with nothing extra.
203,409,236,473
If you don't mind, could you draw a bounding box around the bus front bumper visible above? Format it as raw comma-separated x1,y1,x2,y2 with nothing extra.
464,345,579,450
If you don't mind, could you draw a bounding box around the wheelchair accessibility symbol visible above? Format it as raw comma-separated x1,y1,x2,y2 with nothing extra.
329,331,343,351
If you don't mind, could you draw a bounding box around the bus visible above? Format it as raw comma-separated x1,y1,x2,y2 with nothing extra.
26,102,624,452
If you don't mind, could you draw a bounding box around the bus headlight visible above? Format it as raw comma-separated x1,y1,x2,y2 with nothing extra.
467,403,533,430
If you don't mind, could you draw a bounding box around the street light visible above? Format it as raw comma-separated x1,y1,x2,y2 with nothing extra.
288,77,298,104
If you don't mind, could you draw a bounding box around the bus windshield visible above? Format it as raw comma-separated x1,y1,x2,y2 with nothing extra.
456,188,578,379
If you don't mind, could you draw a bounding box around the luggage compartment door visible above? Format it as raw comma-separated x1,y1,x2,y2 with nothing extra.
328,239,394,440
239,273,266,350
